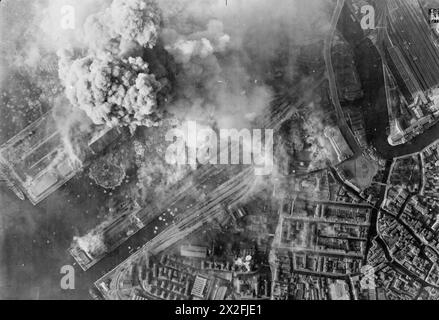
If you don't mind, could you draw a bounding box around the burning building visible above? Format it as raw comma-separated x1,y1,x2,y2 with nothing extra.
69,200,145,271
0,111,122,205
0,112,81,205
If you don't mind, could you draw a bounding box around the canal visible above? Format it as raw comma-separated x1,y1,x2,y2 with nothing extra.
338,4,439,160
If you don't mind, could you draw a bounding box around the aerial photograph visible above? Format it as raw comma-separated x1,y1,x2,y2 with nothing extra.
2,0,439,306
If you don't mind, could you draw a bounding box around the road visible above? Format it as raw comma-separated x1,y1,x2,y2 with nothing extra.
324,0,362,156
92,73,332,299
96,167,256,299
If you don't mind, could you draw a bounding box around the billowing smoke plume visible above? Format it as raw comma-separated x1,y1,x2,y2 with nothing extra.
58,0,164,131
52,96,93,168
59,53,161,131
158,2,272,129
73,232,107,257
82,0,161,54
156,0,330,130
56,0,331,150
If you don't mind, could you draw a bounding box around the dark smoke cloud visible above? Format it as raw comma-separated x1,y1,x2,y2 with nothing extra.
58,0,164,132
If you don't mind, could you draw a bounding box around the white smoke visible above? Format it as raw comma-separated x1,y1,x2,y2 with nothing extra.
52,97,92,169
154,0,331,131
82,0,161,55
156,1,272,129
74,232,107,257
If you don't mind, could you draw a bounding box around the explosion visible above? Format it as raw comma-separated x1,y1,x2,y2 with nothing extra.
59,52,162,131
74,232,107,257
158,2,273,130
163,20,231,64
83,0,161,54
110,0,161,49
58,0,165,132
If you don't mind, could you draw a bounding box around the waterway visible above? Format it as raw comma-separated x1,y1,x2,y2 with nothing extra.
338,5,439,160
0,171,160,300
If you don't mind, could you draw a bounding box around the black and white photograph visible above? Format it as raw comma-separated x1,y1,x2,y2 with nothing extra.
1,0,439,307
